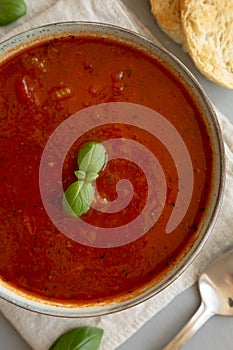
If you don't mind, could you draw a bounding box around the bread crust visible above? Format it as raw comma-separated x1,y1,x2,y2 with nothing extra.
181,0,233,89
150,0,184,44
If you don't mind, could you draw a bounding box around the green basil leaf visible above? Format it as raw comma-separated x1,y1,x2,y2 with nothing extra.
63,181,94,217
0,0,27,26
75,170,86,181
86,171,99,182
78,142,106,174
49,326,103,350
75,170,99,182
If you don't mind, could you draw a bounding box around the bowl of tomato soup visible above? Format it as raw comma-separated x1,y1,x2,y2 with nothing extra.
0,22,224,317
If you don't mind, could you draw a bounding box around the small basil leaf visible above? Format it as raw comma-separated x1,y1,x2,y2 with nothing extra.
49,326,103,350
75,170,86,181
78,142,106,174
86,172,99,182
63,181,94,217
0,0,27,26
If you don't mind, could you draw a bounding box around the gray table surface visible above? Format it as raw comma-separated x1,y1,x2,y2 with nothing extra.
1,1,233,349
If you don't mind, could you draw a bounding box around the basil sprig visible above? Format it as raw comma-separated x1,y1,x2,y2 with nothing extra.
0,0,27,26
63,142,106,217
49,326,103,350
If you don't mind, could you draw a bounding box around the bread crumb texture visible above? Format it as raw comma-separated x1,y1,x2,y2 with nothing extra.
150,0,184,44
181,0,233,89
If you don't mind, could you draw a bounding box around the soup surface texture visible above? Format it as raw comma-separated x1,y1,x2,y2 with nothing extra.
0,35,212,303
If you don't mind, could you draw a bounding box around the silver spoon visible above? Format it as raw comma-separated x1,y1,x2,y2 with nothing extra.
163,243,233,349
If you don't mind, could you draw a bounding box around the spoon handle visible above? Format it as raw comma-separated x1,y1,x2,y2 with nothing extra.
162,302,213,350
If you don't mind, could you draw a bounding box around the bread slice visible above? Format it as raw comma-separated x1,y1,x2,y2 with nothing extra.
150,0,184,44
181,0,233,89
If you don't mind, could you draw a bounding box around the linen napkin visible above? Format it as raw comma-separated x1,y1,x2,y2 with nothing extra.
0,1,233,350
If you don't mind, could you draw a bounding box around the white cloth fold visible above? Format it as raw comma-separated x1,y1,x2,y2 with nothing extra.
0,1,233,350
0,0,157,44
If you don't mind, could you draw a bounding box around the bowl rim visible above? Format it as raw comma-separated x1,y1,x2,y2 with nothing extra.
0,21,226,317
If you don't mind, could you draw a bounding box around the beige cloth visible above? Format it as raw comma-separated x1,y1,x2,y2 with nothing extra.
0,1,233,350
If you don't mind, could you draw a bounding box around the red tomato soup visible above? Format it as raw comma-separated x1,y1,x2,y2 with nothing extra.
0,36,212,303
